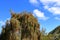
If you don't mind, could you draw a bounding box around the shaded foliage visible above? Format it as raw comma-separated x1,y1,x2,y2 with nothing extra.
49,26,60,40
49,26,60,34
40,26,60,40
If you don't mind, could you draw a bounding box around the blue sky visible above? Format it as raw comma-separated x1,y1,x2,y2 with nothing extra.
0,0,60,33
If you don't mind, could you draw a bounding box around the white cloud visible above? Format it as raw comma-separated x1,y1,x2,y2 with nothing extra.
44,6,60,15
48,7,60,15
29,0,39,5
0,17,10,26
40,0,60,15
29,0,60,15
0,21,5,33
0,21,5,26
0,18,10,25
40,0,60,6
0,17,10,33
55,17,60,20
33,9,49,20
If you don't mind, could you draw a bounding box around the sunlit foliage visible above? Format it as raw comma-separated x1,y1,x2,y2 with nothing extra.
0,11,40,40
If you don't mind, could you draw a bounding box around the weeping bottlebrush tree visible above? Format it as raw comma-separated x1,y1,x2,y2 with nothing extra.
0,11,40,40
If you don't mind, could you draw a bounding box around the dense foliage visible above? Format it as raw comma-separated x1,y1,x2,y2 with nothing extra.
49,26,60,40
40,26,60,40
0,11,60,40
0,12,40,40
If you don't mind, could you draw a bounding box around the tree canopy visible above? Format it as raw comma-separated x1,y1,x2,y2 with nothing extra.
0,11,40,40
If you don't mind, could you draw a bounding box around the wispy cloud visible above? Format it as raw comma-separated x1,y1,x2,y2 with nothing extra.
40,0,60,15
29,0,39,5
29,0,60,20
0,21,5,27
40,0,60,6
33,9,49,20
48,7,60,15
0,17,10,26
55,17,60,20
0,17,10,33
0,21,5,33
